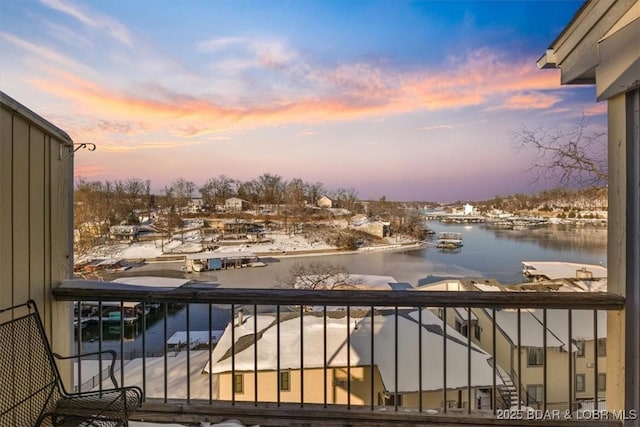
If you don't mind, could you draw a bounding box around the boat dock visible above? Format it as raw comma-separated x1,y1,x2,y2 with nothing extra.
522,261,607,281
167,330,224,352
184,250,265,272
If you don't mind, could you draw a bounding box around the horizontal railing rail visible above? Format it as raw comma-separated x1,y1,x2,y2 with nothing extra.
54,281,625,309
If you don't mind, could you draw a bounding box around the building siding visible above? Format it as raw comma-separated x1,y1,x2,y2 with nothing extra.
0,94,74,379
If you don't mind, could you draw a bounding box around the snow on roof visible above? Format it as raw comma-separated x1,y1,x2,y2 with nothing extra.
522,261,607,280
205,309,501,393
511,277,608,293
415,280,466,291
492,309,607,349
473,283,503,292
62,277,218,292
117,350,214,400
571,278,608,292
415,278,505,292
112,276,195,287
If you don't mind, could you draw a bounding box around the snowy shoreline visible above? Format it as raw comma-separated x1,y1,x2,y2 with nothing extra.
76,228,424,270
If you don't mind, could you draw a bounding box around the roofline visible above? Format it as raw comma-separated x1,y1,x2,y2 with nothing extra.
0,91,73,145
546,1,591,50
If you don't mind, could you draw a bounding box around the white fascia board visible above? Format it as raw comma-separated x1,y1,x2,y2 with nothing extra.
596,15,640,100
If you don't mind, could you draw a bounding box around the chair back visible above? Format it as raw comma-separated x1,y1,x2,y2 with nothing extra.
0,300,62,426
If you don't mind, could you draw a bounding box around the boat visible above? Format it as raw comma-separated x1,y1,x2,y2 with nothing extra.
436,232,463,249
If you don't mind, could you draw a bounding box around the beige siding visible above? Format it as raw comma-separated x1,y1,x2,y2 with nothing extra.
606,93,627,411
217,365,482,411
217,366,386,406
0,95,74,378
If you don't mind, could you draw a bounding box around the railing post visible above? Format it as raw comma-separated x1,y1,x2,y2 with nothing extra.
492,307,496,414
442,307,447,414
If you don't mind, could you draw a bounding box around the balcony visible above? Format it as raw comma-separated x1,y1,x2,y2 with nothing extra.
2,2,639,426
51,283,625,426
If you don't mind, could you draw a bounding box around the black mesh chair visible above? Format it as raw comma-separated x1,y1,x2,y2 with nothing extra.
0,300,143,426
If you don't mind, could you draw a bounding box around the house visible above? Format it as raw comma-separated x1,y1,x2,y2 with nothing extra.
417,277,609,411
350,214,368,227
187,198,206,213
204,308,503,410
317,195,333,208
357,220,390,238
225,197,250,212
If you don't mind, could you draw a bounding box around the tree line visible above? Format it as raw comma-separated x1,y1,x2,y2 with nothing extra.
75,173,360,219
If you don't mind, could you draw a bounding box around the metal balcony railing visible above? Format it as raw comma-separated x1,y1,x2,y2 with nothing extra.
52,282,625,426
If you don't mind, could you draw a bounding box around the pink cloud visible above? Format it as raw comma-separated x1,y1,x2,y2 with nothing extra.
501,92,561,110
22,48,568,154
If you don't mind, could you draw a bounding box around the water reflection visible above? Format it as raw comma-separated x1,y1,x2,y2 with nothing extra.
489,224,606,252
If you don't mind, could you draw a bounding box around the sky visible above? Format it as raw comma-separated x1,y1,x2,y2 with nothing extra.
0,0,607,202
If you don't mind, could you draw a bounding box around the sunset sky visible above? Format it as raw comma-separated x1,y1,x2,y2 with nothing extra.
0,0,606,202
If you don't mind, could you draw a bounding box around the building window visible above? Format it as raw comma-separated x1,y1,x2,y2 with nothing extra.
280,371,290,391
526,384,543,404
575,340,585,357
527,347,544,366
597,373,606,392
474,324,481,340
576,374,586,392
234,374,243,394
597,338,606,357
385,393,403,407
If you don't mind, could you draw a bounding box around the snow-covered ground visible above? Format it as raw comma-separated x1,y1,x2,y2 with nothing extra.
76,229,339,263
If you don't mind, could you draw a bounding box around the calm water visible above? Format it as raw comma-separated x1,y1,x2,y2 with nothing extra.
80,222,607,357
200,221,606,287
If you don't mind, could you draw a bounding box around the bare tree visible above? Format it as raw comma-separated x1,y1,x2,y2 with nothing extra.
276,261,356,290
200,175,236,211
74,178,112,256
511,115,607,187
305,182,325,206
165,178,196,211
285,178,307,213
334,187,359,213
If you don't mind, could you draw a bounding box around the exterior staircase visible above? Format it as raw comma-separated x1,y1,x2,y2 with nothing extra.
497,374,520,408
487,359,521,409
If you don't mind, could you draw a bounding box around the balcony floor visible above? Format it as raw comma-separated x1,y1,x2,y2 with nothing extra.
131,400,622,427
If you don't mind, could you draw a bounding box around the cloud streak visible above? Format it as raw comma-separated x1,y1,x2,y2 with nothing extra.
40,0,132,46
25,48,563,137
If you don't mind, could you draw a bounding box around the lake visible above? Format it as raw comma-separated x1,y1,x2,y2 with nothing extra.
78,222,607,357
198,221,607,287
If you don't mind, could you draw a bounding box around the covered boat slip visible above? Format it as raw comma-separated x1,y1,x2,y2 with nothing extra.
184,251,265,272
75,300,146,324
